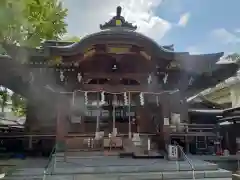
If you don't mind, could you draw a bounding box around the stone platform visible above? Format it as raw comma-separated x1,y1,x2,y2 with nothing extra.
4,153,233,180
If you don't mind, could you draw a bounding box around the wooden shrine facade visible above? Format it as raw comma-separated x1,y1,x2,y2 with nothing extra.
0,6,239,151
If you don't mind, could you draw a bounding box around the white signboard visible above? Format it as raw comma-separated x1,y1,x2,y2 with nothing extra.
164,118,170,125
71,116,81,123
168,145,178,160
171,113,180,125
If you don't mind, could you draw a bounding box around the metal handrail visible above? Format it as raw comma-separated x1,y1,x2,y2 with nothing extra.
175,142,195,180
237,151,240,173
43,144,57,180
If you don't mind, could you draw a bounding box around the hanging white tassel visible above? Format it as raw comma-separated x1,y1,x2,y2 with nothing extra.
72,91,75,106
124,92,128,105
77,73,82,83
29,72,34,84
156,95,159,106
84,91,88,105
60,71,64,82
139,93,144,106
147,74,152,84
188,77,194,85
163,73,168,84
100,91,105,105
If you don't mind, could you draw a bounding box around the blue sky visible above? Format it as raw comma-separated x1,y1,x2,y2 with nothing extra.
63,0,240,55
159,0,240,53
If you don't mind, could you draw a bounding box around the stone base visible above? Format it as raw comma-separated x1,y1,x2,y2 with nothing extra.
233,173,240,180
56,140,66,152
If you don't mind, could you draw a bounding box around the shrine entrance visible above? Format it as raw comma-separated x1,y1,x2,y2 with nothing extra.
70,91,145,137
59,89,168,152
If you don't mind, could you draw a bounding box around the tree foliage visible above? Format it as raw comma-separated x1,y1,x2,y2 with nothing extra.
0,0,69,116
62,36,81,43
11,93,27,117
0,87,8,112
0,0,68,47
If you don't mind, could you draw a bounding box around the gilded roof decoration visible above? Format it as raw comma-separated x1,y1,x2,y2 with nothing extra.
100,6,137,31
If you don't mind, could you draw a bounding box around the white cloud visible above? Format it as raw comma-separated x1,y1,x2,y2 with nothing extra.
178,12,190,27
186,46,201,54
62,0,172,41
184,29,240,55
211,28,240,44
235,28,240,33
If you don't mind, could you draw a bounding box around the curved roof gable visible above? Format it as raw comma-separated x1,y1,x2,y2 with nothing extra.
46,30,182,59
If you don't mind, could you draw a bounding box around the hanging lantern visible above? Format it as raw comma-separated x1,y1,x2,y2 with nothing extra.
100,91,105,105
77,72,82,83
84,91,88,105
60,71,64,82
139,93,144,106
124,92,128,105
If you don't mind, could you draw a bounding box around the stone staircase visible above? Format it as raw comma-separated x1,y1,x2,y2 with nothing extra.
4,154,233,180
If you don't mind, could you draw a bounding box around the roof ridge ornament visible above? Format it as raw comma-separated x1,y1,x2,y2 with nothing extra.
100,6,137,31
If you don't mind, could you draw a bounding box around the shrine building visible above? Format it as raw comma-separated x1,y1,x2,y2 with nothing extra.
0,6,238,154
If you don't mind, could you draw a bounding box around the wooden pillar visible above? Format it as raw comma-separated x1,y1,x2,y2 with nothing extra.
170,91,188,123
80,116,85,133
137,106,149,133
160,93,171,144
180,98,189,124
56,103,65,150
56,95,69,152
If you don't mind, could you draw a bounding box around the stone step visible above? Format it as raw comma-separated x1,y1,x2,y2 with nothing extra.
4,169,232,180
4,176,232,180
4,175,42,180
7,169,231,179
51,163,218,174
54,157,219,173
60,170,231,179
8,168,44,177
4,173,233,180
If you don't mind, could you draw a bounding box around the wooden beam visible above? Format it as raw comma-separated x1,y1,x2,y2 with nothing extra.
83,73,148,82
81,84,165,93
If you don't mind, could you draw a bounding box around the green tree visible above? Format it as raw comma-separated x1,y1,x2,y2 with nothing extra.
0,87,9,112
11,93,27,117
0,0,68,48
62,36,81,43
0,0,68,115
